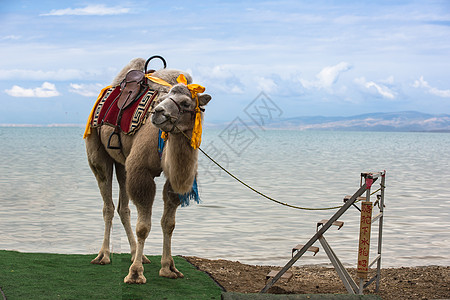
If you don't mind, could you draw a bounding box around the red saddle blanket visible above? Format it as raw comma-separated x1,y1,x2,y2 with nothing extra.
90,86,158,135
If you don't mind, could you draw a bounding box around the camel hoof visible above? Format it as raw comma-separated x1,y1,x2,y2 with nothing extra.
124,265,146,284
159,267,184,279
124,274,147,284
91,253,111,265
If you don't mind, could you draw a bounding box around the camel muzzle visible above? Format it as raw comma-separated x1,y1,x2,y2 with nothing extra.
151,109,177,133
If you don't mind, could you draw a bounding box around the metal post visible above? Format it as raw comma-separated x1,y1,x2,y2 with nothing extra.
375,172,386,291
358,278,364,294
260,181,376,293
318,236,358,293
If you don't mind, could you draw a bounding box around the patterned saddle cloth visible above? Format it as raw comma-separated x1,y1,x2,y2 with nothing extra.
90,85,158,135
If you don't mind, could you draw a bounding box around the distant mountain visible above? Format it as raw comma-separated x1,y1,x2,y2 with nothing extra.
267,111,450,132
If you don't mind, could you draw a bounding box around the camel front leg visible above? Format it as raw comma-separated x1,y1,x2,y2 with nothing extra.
124,205,152,284
115,163,150,264
124,167,156,284
159,180,184,279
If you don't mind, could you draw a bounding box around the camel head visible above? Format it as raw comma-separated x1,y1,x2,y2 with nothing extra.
151,82,211,134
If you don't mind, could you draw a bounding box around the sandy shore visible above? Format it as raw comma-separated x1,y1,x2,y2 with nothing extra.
185,256,450,300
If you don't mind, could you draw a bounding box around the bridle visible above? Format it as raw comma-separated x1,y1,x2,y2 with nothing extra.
147,72,205,149
154,96,204,133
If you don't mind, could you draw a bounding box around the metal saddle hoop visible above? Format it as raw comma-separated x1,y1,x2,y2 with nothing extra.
145,55,167,73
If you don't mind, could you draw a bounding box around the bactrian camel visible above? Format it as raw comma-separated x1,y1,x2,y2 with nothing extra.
85,58,212,284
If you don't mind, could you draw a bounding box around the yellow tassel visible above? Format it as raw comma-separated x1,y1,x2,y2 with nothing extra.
83,85,112,139
161,131,168,141
190,100,203,149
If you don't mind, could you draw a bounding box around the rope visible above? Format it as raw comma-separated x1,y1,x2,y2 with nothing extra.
198,147,342,210
176,126,384,211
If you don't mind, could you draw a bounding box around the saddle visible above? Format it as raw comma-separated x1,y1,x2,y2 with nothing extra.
117,70,148,110
90,56,167,149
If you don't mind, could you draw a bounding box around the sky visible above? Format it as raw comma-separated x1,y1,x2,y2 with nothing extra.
0,0,449,124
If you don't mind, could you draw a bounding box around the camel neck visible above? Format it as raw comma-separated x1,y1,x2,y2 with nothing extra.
167,132,196,157
163,130,198,194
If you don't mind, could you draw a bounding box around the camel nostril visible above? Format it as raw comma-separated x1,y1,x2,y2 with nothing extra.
154,106,164,113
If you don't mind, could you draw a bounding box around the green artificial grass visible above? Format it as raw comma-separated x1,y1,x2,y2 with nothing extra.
0,250,222,300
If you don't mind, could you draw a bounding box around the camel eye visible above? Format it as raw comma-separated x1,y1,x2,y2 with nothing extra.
181,101,190,108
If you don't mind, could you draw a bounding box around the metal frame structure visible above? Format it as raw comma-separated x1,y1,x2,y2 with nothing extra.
261,171,386,294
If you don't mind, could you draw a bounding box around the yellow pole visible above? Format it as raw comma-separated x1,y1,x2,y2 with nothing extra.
357,201,373,279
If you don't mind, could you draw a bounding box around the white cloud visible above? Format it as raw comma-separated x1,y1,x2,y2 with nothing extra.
317,62,352,87
412,76,426,88
69,83,104,97
1,35,21,40
354,77,395,99
0,69,103,81
300,62,352,89
40,4,131,16
413,76,450,98
366,82,395,99
5,82,60,98
257,77,277,93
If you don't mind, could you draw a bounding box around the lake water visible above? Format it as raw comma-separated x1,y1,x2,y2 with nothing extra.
0,126,449,268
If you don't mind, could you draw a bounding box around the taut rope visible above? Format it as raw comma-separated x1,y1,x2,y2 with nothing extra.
176,126,383,211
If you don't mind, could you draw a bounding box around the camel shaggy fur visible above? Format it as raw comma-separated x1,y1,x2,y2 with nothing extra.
85,58,211,284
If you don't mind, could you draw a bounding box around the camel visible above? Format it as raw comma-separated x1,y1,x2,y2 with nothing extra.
85,58,212,284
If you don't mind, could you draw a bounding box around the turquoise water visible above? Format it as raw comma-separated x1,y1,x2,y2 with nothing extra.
0,126,449,267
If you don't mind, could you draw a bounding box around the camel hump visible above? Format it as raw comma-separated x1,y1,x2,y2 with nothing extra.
111,58,146,86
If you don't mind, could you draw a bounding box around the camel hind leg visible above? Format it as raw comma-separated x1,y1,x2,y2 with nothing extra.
115,162,151,264
159,180,184,279
86,131,114,265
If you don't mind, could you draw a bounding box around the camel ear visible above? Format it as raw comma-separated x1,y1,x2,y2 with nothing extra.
198,94,211,106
